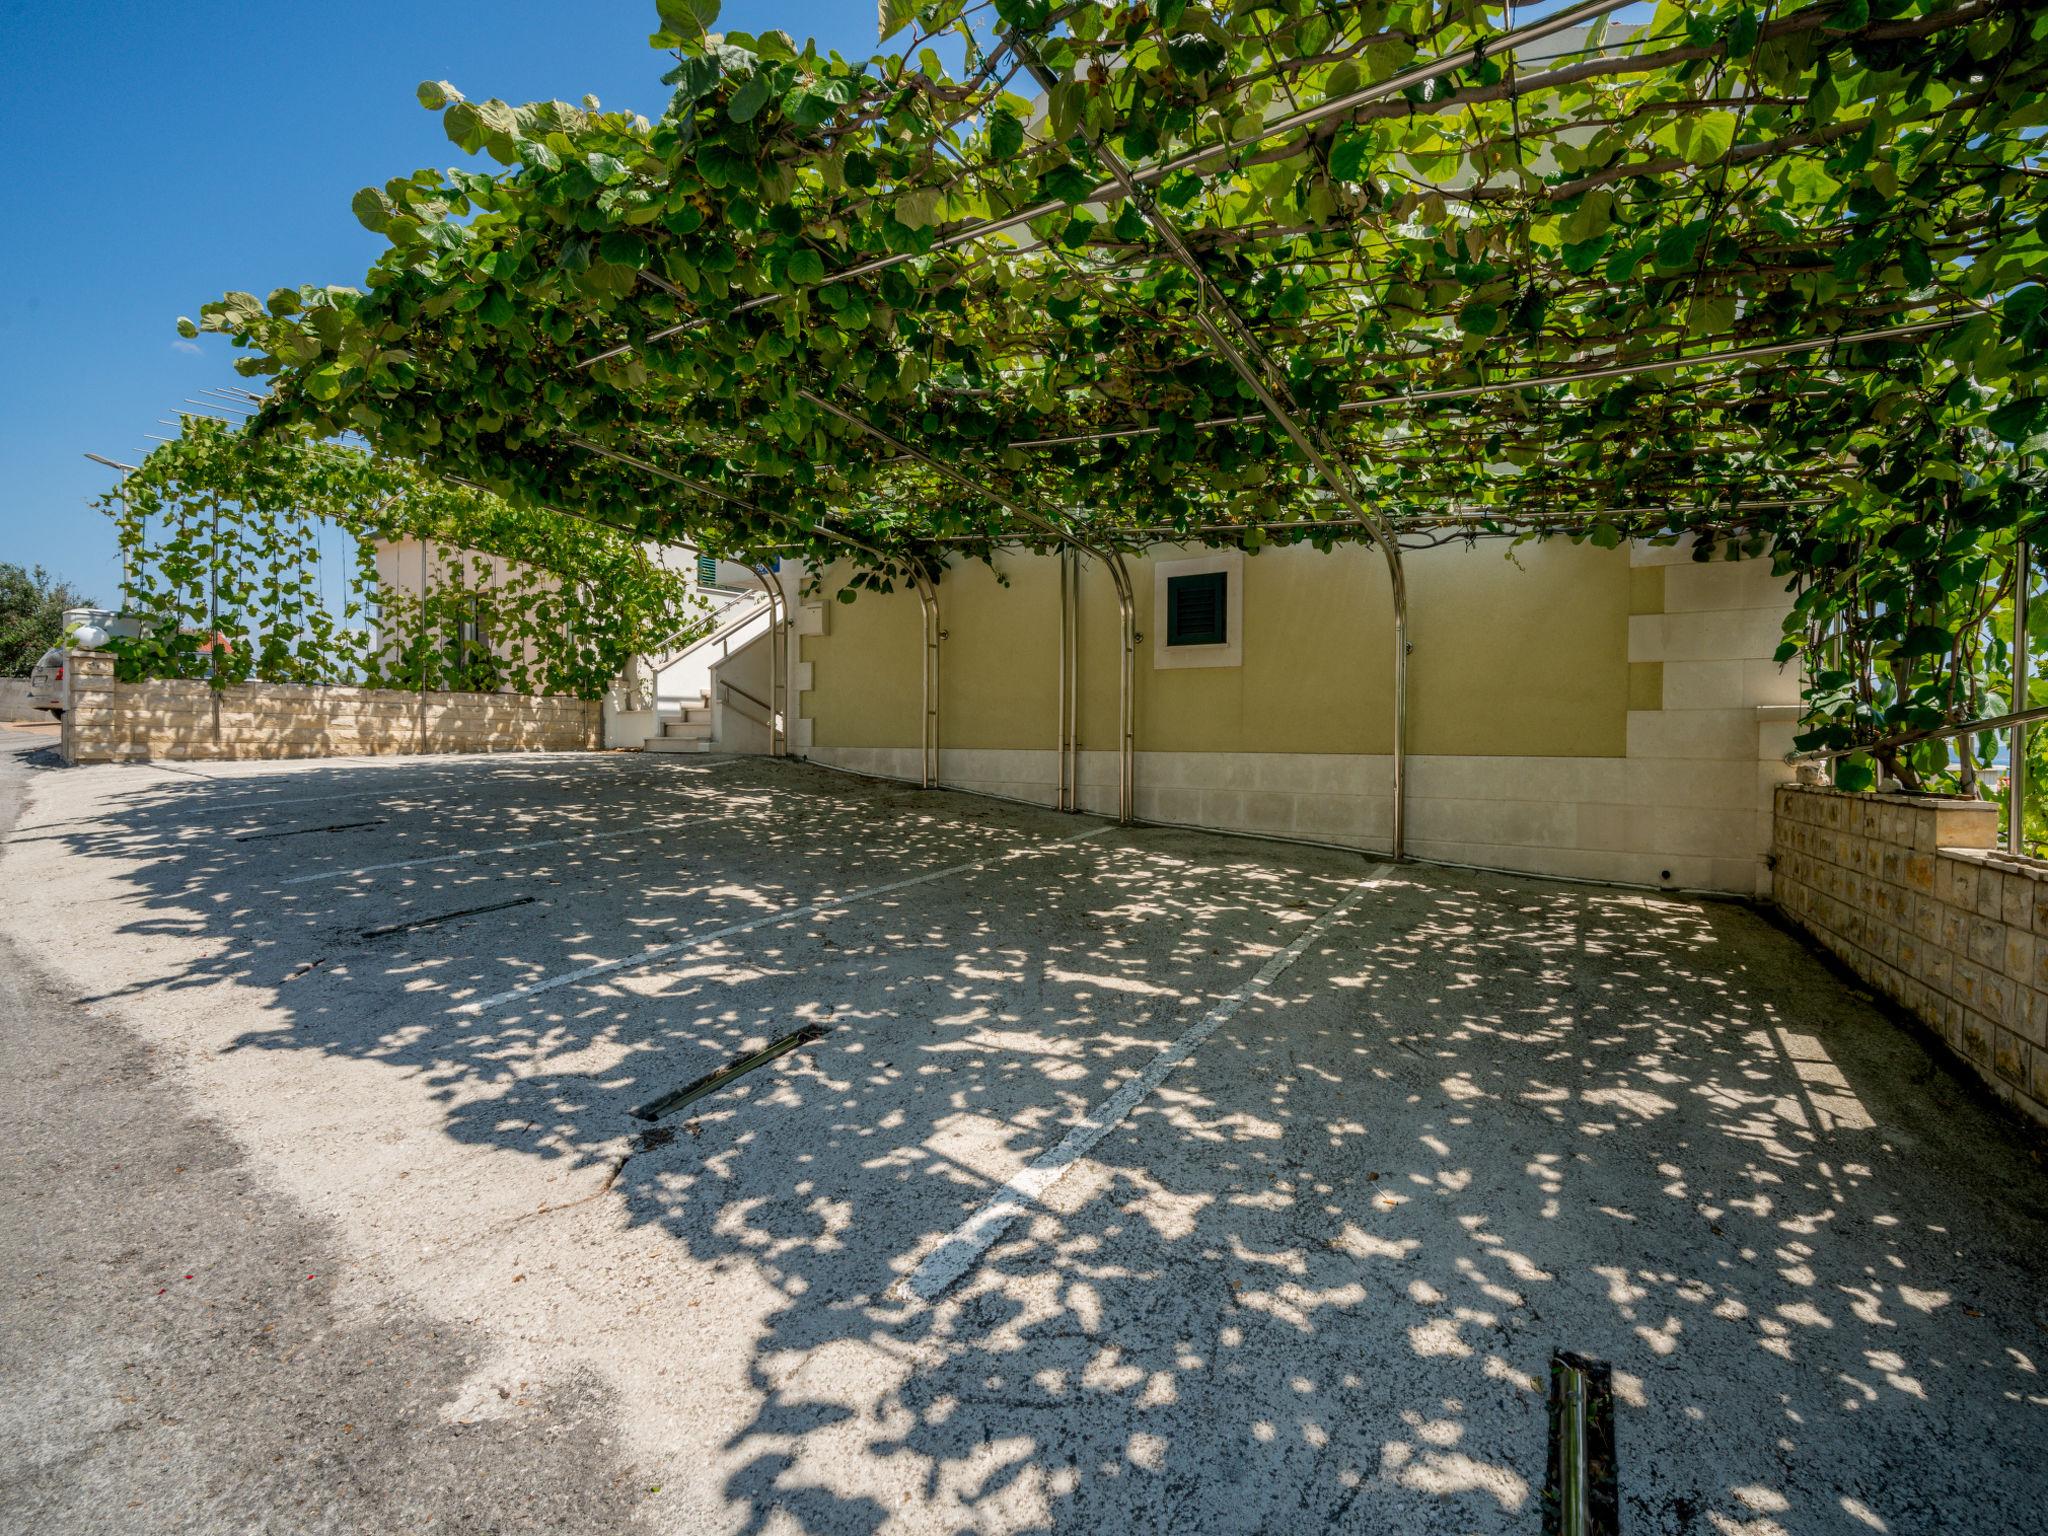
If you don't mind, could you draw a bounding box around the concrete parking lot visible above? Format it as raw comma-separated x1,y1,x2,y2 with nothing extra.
2,729,2045,1534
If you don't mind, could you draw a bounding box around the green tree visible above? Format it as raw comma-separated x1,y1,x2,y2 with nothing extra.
0,563,92,675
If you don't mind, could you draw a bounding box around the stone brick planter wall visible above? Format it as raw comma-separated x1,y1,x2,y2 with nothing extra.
1772,783,2046,1128
58,651,599,764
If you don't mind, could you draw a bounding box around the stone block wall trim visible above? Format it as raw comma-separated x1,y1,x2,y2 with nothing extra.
1771,783,2046,1128
1628,565,1665,616
58,651,599,764
1627,661,1663,711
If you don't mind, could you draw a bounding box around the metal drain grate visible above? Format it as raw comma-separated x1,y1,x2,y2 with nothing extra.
629,1023,830,1123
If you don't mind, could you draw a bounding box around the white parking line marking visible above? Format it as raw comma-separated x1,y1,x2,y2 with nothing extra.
458,825,1115,1015
896,862,1395,1305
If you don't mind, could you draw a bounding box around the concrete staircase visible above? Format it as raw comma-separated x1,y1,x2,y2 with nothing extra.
644,690,714,753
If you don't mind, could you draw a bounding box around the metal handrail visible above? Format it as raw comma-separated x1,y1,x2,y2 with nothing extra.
720,678,770,714
649,590,770,671
1784,701,2048,766
643,593,770,704
719,679,774,729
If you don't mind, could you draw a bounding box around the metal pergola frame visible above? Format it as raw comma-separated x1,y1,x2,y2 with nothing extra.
537,0,1699,853
159,0,2041,864
527,0,1985,856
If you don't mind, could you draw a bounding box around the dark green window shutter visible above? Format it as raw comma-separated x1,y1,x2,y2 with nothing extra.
1165,571,1227,647
696,553,720,586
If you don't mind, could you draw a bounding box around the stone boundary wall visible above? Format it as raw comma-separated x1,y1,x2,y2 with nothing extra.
58,651,599,764
1772,783,2047,1128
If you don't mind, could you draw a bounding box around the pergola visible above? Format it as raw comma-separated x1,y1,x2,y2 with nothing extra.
189,0,2048,853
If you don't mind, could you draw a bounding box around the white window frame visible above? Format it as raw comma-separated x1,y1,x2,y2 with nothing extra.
1153,549,1244,670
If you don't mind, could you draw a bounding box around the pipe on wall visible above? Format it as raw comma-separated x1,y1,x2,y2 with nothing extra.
2014,536,2032,854
1056,549,1071,811
910,566,941,789
752,565,785,757
1106,551,1136,823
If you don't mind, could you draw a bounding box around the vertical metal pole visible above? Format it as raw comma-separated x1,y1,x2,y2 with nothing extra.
208,497,220,687
1066,548,1080,810
209,495,223,747
418,540,430,753
911,568,940,789
753,566,784,758
1108,551,1136,823
769,570,783,759
2014,536,2032,853
1391,579,1407,860
1056,549,1070,810
1559,1361,1590,1536
116,479,131,596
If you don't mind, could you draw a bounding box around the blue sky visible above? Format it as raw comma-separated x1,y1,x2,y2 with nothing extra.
0,0,884,605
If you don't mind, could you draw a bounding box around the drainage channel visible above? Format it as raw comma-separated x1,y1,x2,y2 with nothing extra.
1545,1351,1617,1536
629,1023,830,1123
236,818,386,843
355,895,537,941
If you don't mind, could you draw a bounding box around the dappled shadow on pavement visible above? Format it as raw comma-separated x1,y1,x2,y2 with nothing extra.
10,747,2048,1535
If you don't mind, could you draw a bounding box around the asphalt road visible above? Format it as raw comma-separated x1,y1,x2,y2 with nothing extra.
0,728,656,1535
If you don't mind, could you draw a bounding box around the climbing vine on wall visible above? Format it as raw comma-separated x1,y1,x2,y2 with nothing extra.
101,419,705,699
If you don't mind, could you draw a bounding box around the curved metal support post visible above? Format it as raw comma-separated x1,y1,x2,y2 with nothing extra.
2012,537,2030,852
1056,550,1074,810
795,388,1137,824
565,431,960,777
1049,545,1128,818
1067,550,1081,811
752,566,785,758
1010,49,1406,857
909,566,941,789
1103,551,1137,824
1385,549,1409,864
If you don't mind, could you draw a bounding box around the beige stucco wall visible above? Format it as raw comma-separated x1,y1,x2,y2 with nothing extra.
59,651,599,764
800,572,926,752
798,535,1796,892
807,540,1630,758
